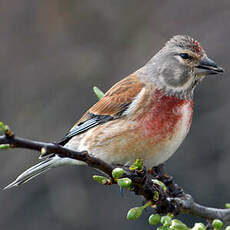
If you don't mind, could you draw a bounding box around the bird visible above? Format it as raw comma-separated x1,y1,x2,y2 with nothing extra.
5,35,224,189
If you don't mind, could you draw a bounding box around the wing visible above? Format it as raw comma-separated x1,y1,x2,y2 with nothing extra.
58,74,144,145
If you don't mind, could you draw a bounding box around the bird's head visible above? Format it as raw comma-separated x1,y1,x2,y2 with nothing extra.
139,35,224,99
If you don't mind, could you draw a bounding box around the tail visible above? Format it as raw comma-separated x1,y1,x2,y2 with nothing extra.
4,155,84,189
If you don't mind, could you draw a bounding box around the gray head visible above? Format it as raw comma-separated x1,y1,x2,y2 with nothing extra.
137,35,224,99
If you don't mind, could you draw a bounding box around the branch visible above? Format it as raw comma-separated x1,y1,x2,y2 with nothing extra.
0,135,113,176
1,132,230,224
170,195,230,223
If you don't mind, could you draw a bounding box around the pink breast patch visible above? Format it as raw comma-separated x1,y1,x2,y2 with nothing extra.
138,90,193,142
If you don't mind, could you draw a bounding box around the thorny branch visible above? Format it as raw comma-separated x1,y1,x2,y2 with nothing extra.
0,132,230,223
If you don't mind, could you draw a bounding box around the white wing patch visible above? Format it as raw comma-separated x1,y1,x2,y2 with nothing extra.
123,88,146,116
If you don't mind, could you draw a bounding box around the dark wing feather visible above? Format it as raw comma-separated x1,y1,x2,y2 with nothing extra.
59,74,144,146
58,114,115,145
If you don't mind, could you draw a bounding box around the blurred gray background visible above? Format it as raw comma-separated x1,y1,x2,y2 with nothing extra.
0,1,229,229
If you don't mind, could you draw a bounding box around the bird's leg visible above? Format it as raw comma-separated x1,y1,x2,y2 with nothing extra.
149,164,184,197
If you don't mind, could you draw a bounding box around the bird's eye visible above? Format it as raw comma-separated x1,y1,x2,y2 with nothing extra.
179,53,192,60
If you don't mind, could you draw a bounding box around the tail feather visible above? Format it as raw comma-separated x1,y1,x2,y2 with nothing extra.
4,155,83,190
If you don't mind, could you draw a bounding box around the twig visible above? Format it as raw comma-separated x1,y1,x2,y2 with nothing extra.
1,134,230,223
172,195,230,223
0,135,113,176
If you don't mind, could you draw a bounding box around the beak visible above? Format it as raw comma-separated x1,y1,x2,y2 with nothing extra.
196,56,224,75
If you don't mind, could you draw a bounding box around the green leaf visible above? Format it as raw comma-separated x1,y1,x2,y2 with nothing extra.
225,203,230,209
152,179,167,192
127,207,143,220
225,226,230,230
112,168,124,179
167,213,174,219
149,214,161,226
0,121,13,136
117,178,132,188
93,86,105,100
142,201,152,209
212,219,223,230
192,223,206,230
127,201,151,221
0,144,10,150
0,122,7,133
161,216,172,227
170,219,189,230
129,159,144,171
92,175,109,185
153,191,159,201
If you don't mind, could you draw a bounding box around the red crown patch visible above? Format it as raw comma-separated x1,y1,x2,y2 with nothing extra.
194,40,203,53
